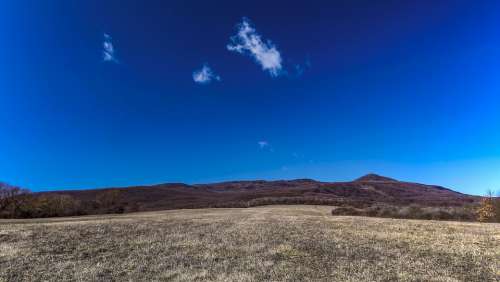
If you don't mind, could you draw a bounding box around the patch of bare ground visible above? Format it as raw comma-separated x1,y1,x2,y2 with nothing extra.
0,205,498,281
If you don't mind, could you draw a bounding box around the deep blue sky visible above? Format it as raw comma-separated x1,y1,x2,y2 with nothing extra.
1,1,500,194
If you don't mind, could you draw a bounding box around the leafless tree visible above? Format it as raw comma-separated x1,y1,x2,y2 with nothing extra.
0,182,31,217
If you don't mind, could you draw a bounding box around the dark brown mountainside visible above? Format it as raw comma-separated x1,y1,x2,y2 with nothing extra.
355,173,398,182
39,174,478,214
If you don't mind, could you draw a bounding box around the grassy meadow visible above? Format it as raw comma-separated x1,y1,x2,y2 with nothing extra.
0,205,499,281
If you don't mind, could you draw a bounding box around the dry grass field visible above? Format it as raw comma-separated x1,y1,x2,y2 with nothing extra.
1,205,499,281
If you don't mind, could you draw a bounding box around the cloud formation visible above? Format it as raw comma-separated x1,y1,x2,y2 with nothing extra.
258,141,269,149
193,64,221,84
227,18,283,77
102,33,117,63
258,141,274,152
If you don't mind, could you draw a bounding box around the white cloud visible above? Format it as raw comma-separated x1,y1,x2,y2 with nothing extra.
102,33,117,63
227,18,283,77
258,141,269,149
193,64,221,84
258,141,274,152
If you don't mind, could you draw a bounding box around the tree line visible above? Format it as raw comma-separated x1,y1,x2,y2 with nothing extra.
1,181,500,221
0,182,127,218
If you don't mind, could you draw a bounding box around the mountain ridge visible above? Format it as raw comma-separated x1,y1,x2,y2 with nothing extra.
38,174,478,215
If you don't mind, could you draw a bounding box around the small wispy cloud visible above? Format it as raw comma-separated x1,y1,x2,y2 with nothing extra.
292,57,311,77
258,141,274,152
295,64,305,77
102,33,117,63
227,18,283,77
193,64,221,84
258,141,269,149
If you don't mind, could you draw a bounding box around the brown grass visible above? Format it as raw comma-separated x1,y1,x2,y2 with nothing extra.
0,205,499,281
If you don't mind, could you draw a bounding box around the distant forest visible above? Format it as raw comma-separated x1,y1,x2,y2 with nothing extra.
1,181,499,222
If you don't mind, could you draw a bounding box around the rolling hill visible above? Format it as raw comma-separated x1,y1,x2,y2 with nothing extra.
42,174,478,213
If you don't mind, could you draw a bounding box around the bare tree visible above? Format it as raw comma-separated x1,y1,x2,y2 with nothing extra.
0,182,31,217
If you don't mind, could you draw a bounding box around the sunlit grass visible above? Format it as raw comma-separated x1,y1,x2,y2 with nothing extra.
1,205,498,281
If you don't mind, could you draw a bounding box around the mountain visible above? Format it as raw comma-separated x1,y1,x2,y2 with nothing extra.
355,173,398,182
40,174,478,214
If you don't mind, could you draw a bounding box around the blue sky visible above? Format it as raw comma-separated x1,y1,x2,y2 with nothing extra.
1,1,500,194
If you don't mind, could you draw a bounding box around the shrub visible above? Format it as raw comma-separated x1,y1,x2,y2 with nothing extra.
364,206,381,217
396,205,424,219
331,203,477,222
476,196,495,222
331,206,362,216
378,206,398,218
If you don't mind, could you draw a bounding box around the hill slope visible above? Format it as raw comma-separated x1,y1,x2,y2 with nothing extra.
42,174,478,213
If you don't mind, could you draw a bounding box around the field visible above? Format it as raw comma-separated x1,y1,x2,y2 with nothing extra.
1,205,499,281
